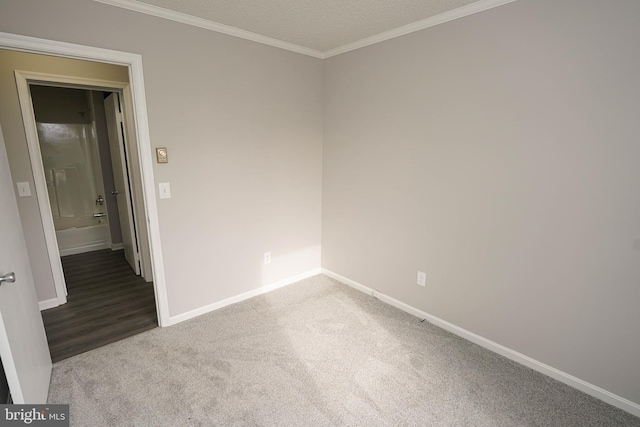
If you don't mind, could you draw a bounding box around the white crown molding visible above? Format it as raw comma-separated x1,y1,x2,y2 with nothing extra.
321,269,640,418
92,0,324,58
91,0,518,59
323,0,518,58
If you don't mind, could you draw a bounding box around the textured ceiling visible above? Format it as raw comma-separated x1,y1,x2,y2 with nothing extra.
135,0,483,53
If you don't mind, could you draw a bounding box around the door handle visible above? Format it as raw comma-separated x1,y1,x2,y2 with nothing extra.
111,190,119,195
0,272,16,285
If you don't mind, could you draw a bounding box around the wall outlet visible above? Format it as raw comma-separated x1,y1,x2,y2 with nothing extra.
264,252,271,265
16,182,31,197
417,271,426,287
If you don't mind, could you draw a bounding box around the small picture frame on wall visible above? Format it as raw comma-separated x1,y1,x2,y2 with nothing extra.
156,147,168,163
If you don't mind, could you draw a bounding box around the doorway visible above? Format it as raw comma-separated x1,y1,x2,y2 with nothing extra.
30,86,122,260
25,83,158,361
29,86,141,273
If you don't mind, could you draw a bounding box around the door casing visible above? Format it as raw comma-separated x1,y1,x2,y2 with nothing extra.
0,31,170,327
15,72,145,300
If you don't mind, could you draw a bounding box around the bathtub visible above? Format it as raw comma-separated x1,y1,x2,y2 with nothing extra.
56,223,110,256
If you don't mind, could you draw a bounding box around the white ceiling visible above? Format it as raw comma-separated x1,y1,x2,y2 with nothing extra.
95,0,516,57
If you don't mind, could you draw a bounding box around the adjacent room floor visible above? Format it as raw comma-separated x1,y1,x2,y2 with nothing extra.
41,249,157,363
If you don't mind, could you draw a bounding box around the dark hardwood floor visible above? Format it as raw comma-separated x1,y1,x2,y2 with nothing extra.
41,249,157,363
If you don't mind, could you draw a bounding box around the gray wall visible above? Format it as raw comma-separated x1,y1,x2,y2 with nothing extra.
323,0,640,405
1,0,639,409
0,0,323,315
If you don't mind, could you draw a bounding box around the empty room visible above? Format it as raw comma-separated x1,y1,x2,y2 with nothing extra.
0,0,638,425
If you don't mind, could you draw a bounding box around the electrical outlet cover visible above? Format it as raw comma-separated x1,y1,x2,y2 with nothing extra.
17,182,31,197
417,271,426,287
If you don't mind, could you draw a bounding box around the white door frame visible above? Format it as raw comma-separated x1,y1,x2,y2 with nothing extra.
15,72,140,303
0,31,171,327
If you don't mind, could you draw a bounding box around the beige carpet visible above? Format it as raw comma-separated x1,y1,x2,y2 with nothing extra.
48,275,639,426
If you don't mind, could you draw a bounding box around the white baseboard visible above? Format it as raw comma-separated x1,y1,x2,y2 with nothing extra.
166,269,322,327
38,298,61,311
111,243,124,251
58,242,110,257
321,269,640,418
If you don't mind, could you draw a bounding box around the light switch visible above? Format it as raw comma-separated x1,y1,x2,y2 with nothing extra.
158,182,171,199
17,182,31,197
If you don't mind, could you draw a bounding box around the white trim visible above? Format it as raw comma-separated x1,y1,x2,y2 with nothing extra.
111,243,124,251
16,71,128,90
166,269,322,326
14,71,68,308
91,0,517,59
323,0,518,58
58,242,111,257
92,0,324,59
321,269,640,418
0,32,138,65
124,52,170,324
38,298,60,311
0,32,171,328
